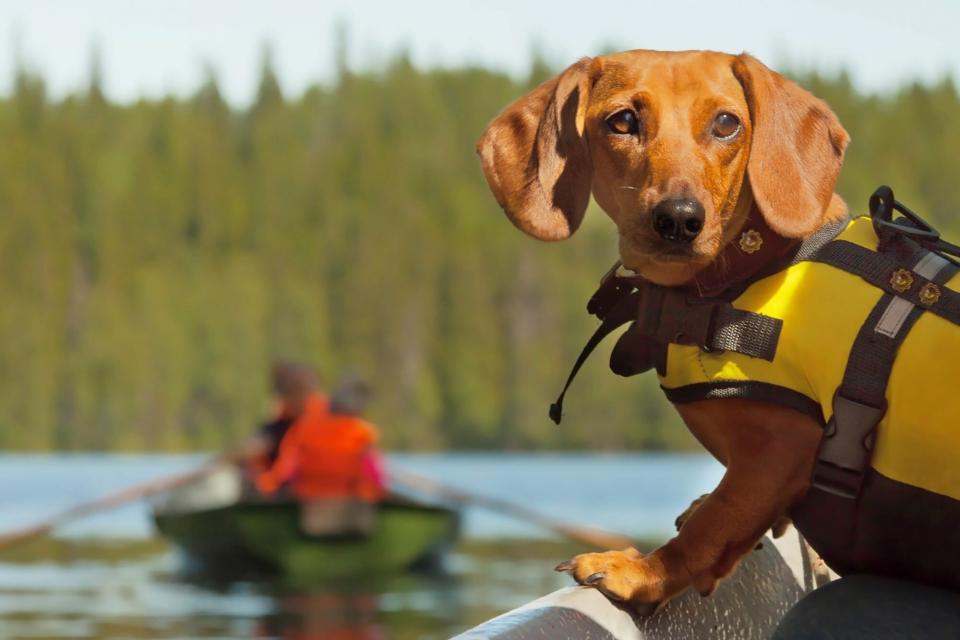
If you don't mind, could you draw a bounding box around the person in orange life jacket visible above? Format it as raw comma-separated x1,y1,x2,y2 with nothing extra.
257,375,386,501
243,362,328,475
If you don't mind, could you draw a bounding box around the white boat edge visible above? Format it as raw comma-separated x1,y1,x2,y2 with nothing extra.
453,528,837,640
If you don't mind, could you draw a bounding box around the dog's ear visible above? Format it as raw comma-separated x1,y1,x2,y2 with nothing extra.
476,58,598,241
733,54,849,238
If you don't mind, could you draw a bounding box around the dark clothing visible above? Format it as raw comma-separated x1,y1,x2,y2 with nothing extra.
259,416,295,464
773,575,960,640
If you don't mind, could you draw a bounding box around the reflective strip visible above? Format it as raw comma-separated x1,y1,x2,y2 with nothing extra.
914,251,951,279
875,297,914,338
874,252,950,337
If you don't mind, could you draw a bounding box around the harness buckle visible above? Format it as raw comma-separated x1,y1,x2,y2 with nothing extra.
811,393,886,500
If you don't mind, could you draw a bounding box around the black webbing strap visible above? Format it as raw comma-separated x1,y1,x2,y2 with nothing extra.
633,285,783,360
711,306,782,361
549,291,640,424
810,240,960,329
810,243,959,499
792,243,958,571
550,283,783,424
549,217,851,426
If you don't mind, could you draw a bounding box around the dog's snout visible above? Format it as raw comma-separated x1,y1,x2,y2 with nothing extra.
652,198,705,243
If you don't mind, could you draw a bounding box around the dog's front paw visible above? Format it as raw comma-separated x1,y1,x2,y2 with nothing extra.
555,548,666,612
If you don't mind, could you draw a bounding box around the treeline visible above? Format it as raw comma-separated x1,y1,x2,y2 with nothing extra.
1,52,959,451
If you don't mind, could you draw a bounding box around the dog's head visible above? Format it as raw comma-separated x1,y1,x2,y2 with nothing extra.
477,50,849,285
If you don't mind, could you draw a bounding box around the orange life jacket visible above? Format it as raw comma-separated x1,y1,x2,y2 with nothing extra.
247,393,329,476
258,397,383,501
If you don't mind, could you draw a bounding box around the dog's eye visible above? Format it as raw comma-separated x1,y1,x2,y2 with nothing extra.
711,112,741,140
606,110,639,135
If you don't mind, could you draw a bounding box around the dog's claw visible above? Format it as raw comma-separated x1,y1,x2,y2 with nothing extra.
585,572,606,585
554,560,574,573
596,583,627,602
558,549,666,611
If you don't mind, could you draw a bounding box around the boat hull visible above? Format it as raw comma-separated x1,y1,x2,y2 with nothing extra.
154,493,460,580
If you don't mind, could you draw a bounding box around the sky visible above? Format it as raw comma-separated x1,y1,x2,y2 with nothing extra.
0,0,957,105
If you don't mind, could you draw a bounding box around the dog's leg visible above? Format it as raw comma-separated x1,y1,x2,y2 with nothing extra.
676,493,791,549
557,398,821,608
770,514,792,539
674,493,709,532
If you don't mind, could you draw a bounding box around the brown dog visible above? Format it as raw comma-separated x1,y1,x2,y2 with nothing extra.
477,50,852,608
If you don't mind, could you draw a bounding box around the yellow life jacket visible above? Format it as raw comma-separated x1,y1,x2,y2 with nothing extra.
553,187,960,588
661,215,960,503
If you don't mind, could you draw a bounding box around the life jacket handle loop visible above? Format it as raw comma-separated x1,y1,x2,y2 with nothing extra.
870,185,960,263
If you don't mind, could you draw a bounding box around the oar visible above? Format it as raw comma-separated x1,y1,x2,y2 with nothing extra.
389,467,635,550
0,455,236,551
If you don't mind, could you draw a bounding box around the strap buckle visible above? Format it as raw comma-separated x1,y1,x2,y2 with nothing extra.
811,392,886,499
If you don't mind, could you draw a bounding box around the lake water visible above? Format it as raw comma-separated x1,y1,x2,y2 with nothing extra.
0,452,723,639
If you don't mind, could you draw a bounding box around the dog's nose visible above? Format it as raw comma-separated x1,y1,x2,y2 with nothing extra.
652,198,705,243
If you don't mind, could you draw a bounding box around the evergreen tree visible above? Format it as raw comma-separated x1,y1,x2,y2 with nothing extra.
0,55,957,451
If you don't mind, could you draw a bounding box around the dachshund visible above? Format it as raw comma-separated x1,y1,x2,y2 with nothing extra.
476,50,854,609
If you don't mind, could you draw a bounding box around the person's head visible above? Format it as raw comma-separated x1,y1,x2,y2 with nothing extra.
329,374,373,417
271,361,319,416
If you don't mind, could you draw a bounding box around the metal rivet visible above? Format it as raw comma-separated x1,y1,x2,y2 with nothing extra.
919,282,941,306
739,229,763,254
890,268,914,293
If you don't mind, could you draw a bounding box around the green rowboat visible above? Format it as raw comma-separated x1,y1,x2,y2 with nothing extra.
151,466,461,580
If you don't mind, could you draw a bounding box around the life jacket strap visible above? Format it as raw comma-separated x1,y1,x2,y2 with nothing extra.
795,254,957,570
788,187,960,576
810,240,960,328
807,243,959,497
807,187,960,495
550,278,783,424
549,290,641,425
